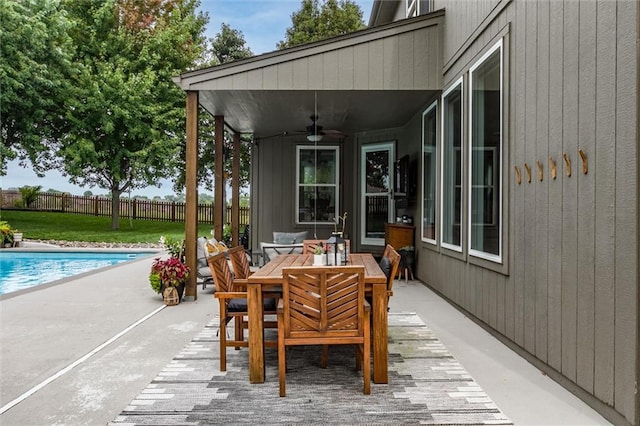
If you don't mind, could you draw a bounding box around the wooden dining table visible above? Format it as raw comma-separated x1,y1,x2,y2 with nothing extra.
246,253,389,384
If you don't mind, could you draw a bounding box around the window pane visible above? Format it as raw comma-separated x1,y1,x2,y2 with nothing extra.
296,146,338,224
442,84,462,248
298,186,335,222
422,104,437,241
470,46,501,256
299,149,336,184
365,150,389,193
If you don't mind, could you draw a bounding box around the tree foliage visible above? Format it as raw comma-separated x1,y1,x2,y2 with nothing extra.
60,0,207,229
208,23,253,65
277,0,365,49
173,22,254,194
0,0,75,174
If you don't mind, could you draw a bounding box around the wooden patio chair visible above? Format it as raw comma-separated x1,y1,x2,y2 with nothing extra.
277,266,370,397
228,245,253,280
380,244,402,303
208,251,277,372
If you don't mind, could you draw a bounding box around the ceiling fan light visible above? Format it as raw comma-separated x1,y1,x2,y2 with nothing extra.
307,134,323,142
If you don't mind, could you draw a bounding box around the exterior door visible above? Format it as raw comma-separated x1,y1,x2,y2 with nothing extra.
360,142,395,246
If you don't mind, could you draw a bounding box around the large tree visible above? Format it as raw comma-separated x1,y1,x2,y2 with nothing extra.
277,0,365,50
0,0,75,174
61,0,207,229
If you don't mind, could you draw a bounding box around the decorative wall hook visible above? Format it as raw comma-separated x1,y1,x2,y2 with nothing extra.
578,149,588,174
536,160,543,181
563,153,571,177
514,165,522,185
549,156,557,180
524,163,532,183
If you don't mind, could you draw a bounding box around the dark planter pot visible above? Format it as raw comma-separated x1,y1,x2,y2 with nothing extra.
399,249,415,268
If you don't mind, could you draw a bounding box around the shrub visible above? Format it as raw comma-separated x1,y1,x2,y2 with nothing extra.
19,185,42,208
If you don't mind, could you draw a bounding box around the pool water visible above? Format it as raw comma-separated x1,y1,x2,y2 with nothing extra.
0,251,157,295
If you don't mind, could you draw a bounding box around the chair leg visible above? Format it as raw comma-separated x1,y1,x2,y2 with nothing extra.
219,316,227,372
234,316,242,349
321,345,329,368
278,319,286,397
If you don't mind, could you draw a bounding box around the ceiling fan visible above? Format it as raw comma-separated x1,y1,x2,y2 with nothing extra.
302,115,345,142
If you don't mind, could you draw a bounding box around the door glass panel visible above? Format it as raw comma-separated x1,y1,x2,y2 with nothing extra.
361,143,394,245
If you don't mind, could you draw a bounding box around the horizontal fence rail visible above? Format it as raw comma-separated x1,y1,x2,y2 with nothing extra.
0,190,249,226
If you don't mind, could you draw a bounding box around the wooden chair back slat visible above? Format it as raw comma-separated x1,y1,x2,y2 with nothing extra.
207,251,234,292
277,265,370,396
228,245,252,280
381,244,401,296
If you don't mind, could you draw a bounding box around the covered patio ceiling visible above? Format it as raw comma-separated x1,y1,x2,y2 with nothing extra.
197,89,438,141
174,10,444,141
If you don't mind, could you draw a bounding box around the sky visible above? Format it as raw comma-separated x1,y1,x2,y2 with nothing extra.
2,0,373,198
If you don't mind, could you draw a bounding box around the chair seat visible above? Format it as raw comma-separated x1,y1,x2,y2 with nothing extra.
228,297,276,312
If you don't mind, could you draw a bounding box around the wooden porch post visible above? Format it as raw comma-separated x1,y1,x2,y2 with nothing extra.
184,91,199,301
232,132,241,246
214,115,225,242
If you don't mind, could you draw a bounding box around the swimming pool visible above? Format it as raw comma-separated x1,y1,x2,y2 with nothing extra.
0,251,158,295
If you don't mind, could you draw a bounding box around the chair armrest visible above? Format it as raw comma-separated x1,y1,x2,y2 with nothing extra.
363,299,371,313
215,292,247,299
232,278,248,291
277,298,284,313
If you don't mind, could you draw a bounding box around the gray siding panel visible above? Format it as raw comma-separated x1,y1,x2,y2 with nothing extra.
546,0,564,373
512,0,526,348
593,0,616,406
523,0,537,355
535,0,549,364
561,0,579,384
614,1,638,421
576,0,597,394
353,43,370,89
338,47,355,89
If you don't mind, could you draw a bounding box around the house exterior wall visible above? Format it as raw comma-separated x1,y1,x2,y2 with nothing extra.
411,0,638,424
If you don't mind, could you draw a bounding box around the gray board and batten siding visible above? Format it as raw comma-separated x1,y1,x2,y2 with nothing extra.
413,0,638,425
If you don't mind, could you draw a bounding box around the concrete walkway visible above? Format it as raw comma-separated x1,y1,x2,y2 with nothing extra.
0,255,611,425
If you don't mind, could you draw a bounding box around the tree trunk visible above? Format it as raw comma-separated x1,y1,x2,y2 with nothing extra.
111,188,121,230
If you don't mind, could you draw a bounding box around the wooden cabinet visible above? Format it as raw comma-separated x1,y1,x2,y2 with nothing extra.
384,223,415,250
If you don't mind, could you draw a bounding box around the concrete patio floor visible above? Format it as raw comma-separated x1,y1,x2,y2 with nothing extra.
0,253,611,425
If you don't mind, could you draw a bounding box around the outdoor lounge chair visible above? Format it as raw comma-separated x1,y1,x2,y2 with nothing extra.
197,237,214,290
277,266,370,397
260,242,304,264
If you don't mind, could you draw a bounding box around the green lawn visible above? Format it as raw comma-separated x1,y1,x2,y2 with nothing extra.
1,210,214,244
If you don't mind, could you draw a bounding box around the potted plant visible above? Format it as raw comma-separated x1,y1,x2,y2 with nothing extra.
313,244,326,265
150,235,190,303
150,256,190,302
0,221,14,248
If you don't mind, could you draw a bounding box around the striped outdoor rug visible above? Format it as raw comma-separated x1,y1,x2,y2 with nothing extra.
110,312,511,425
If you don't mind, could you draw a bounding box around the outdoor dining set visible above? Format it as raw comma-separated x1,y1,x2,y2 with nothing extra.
204,237,401,397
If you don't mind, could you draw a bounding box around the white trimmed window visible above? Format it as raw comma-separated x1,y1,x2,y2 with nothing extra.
440,79,463,252
421,101,438,244
296,146,339,225
469,40,502,262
